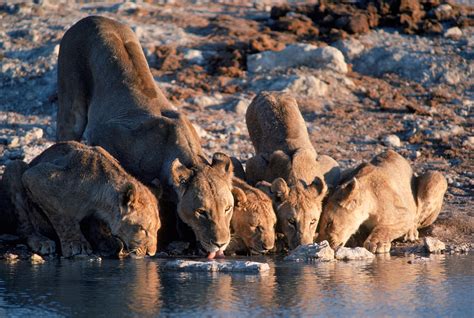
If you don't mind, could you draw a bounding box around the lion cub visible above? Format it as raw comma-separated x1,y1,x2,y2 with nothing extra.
246,91,339,250
226,177,277,255
3,141,160,258
318,150,447,254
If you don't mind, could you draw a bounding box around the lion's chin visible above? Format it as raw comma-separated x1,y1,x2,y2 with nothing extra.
207,250,225,260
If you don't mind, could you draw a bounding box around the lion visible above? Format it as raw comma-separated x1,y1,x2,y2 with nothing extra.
2,141,160,258
245,91,339,249
226,177,277,255
56,16,234,258
317,150,447,254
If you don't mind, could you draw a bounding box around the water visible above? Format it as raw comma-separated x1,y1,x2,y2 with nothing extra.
0,254,473,317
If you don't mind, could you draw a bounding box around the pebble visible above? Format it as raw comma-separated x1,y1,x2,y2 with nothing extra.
444,27,462,40
284,241,335,262
30,253,45,264
335,247,375,260
382,134,401,148
7,136,20,148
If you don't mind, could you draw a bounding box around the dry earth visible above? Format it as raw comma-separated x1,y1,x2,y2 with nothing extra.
0,1,472,255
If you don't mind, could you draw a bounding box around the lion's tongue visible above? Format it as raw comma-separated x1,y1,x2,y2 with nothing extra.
207,250,225,260
207,251,217,260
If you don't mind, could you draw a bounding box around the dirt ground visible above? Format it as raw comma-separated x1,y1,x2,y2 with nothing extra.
0,1,472,256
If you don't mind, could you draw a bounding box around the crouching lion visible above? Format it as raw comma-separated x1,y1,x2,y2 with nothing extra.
3,141,160,258
246,91,339,250
56,16,234,258
226,177,277,255
318,150,447,254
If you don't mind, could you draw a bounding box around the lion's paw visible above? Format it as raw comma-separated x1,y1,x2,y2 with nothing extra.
364,238,391,254
403,227,419,242
27,235,56,255
61,240,92,258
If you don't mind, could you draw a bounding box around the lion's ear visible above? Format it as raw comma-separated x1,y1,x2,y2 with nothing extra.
230,157,246,180
232,187,247,207
256,181,272,196
122,183,136,208
211,152,233,179
171,159,194,188
271,178,289,200
338,178,360,209
308,176,327,198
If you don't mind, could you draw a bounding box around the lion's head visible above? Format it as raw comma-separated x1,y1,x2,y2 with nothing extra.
259,177,327,250
113,182,161,257
171,153,234,258
318,178,368,250
231,184,276,254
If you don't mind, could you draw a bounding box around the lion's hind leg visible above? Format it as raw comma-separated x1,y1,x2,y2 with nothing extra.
415,171,448,229
3,160,57,255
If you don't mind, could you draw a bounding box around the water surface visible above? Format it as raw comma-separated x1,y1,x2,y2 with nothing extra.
0,254,473,317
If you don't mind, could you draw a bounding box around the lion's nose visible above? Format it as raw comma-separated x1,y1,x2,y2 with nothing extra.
211,241,226,248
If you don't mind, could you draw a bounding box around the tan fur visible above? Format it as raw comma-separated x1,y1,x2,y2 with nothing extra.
56,16,234,253
227,177,276,254
245,92,336,249
318,150,447,254
3,142,160,257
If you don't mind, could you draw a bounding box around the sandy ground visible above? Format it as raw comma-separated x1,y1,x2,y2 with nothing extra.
0,1,472,254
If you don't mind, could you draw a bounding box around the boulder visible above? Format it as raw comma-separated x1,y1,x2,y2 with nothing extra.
424,237,446,253
284,241,335,262
164,260,270,273
335,247,375,260
247,44,347,74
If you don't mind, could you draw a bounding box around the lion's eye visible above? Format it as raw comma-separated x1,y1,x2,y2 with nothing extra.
195,209,207,219
225,206,233,214
326,221,333,230
310,219,317,225
288,218,296,226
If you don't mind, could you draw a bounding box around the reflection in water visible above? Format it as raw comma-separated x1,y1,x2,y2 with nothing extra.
0,255,472,316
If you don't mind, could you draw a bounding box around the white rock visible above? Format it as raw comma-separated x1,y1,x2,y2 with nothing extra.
382,134,401,148
247,44,347,74
191,95,222,108
31,253,45,264
335,247,375,260
462,136,474,148
284,241,335,262
24,127,44,143
164,260,270,273
230,98,251,115
333,38,365,60
7,136,20,148
183,49,204,65
424,237,446,253
283,75,329,98
444,27,462,39
192,124,209,139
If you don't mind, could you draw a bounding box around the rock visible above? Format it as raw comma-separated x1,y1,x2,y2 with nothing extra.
166,241,190,255
24,127,43,144
424,237,446,253
434,4,454,21
382,134,401,148
183,49,204,65
408,256,431,264
462,136,474,148
332,38,365,60
0,234,20,242
247,44,347,74
335,247,375,260
284,241,335,262
7,136,20,148
164,260,270,273
3,253,18,262
30,253,45,264
444,27,462,39
283,75,329,98
192,124,209,139
229,98,251,115
191,95,223,108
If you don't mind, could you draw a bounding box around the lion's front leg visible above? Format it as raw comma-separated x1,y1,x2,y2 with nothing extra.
43,214,92,258
364,222,412,254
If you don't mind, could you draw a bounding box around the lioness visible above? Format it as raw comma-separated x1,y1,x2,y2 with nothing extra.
246,91,337,249
227,177,277,255
3,141,160,257
318,150,447,254
56,16,234,258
